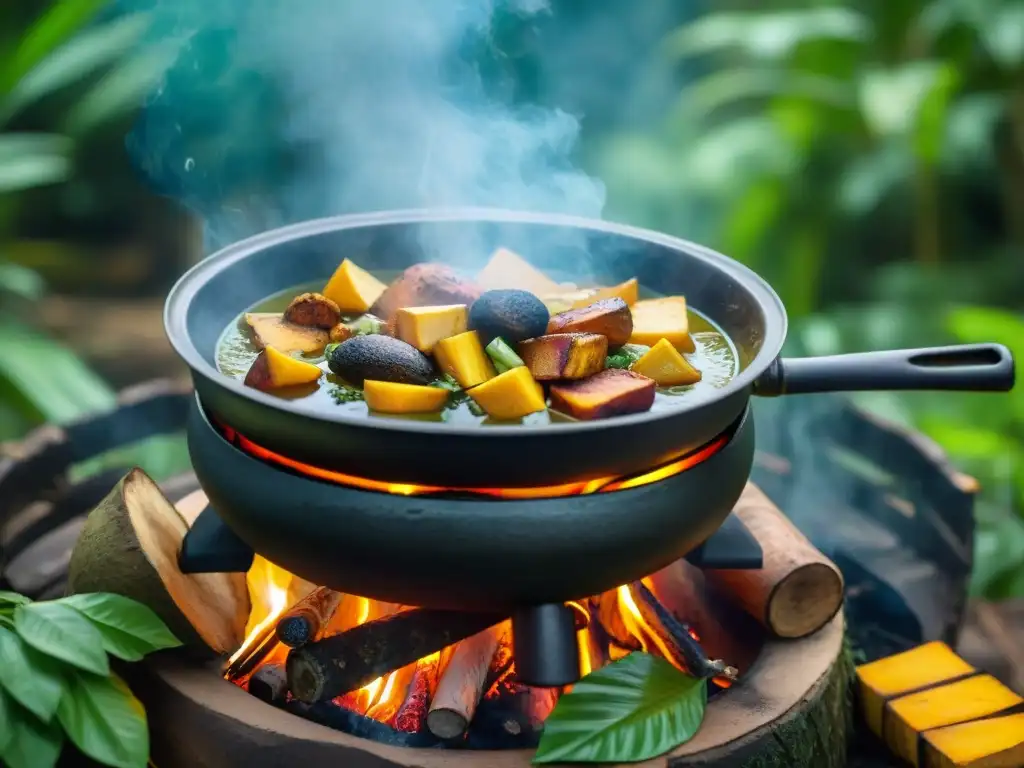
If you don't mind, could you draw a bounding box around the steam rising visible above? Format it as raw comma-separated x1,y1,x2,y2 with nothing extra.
125,0,605,251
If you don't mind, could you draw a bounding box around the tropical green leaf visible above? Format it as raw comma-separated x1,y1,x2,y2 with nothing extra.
858,62,950,139
681,70,854,121
1,13,152,124
0,133,71,194
57,672,148,768
0,686,11,755
664,8,869,61
70,432,192,484
0,317,115,424
980,5,1024,68
0,695,64,768
0,261,46,300
838,143,913,214
64,592,181,661
13,601,109,676
533,653,706,764
65,38,183,135
0,591,31,606
0,0,107,93
0,627,66,722
942,94,1004,170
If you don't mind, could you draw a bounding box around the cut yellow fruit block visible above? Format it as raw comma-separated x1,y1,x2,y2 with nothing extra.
628,297,696,353
245,313,329,355
922,712,1024,768
857,641,976,738
364,380,449,414
322,258,388,313
433,330,496,389
244,346,322,391
573,278,639,308
477,247,563,295
631,338,702,386
884,675,1022,765
394,304,468,354
468,365,546,421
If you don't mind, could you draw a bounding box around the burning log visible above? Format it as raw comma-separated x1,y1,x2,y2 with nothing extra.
501,684,560,738
591,591,641,652
286,608,507,703
393,654,440,733
275,587,344,648
426,624,504,740
248,663,288,705
628,581,737,681
224,620,280,682
704,484,844,638
66,469,250,657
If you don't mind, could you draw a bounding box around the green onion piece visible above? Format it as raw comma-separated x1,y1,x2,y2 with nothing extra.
345,314,386,336
605,343,650,370
485,337,525,373
324,342,341,358
467,399,486,417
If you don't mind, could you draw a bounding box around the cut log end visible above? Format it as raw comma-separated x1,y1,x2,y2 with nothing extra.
66,468,250,656
768,562,846,639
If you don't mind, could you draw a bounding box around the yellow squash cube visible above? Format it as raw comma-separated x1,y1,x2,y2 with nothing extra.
364,380,449,414
433,331,496,389
628,297,696,353
468,366,546,420
322,258,387,313
394,304,469,354
631,338,702,386
922,712,1024,768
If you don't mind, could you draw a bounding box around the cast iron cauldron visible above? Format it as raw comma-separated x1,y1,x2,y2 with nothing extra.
165,208,1016,490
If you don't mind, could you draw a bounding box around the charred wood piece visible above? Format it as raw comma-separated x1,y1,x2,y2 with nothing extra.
393,654,440,734
284,700,438,748
248,663,288,705
275,587,344,648
224,622,279,682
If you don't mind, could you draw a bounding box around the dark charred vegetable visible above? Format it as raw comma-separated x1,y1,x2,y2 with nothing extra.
369,263,482,322
468,289,550,346
549,368,656,420
326,335,434,386
518,333,608,381
605,344,650,370
485,337,525,374
284,292,342,329
546,298,633,348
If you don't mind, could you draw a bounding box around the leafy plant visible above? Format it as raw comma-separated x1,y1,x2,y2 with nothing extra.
534,652,707,764
0,0,180,443
0,589,180,768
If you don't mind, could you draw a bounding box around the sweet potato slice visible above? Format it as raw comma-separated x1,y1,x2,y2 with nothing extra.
369,264,482,322
245,313,329,355
284,292,342,329
546,298,633,347
477,247,563,295
631,338,702,386
244,346,323,391
518,333,607,381
573,278,639,308
549,368,655,421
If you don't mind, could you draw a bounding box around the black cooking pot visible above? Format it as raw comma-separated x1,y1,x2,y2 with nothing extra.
165,208,1015,489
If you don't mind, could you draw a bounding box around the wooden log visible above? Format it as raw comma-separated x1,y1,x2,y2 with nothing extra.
703,483,844,639
286,608,507,703
393,655,440,733
590,590,640,652
248,663,288,705
426,624,503,740
65,468,250,657
276,587,345,648
628,581,737,681
500,685,560,738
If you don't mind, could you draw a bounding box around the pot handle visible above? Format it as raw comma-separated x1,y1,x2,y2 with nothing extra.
753,343,1015,396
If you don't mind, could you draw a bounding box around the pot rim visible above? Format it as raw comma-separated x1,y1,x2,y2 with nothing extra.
164,207,788,437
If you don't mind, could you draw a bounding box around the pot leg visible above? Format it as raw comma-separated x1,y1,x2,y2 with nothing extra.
179,505,255,574
512,603,580,687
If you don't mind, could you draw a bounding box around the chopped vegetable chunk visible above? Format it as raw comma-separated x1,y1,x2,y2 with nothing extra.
323,259,387,313
547,298,633,347
244,346,322,391
245,313,329,355
468,365,546,420
485,337,526,374
549,368,655,420
477,247,563,295
519,333,607,380
394,303,468,354
433,331,496,388
628,297,695,353
370,264,482,321
631,338,702,386
469,289,550,345
284,292,342,329
364,380,449,414
573,278,639,308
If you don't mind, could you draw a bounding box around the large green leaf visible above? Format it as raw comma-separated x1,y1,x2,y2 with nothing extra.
1,13,152,125
0,0,108,94
680,70,854,121
13,602,109,676
664,8,869,61
858,62,951,140
534,653,707,764
0,591,31,607
64,593,181,662
0,627,66,722
0,686,11,754
0,317,115,425
0,695,64,768
57,672,148,768
0,261,46,300
0,133,71,194
70,433,192,484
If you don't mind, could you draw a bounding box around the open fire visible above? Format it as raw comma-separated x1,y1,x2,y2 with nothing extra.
224,558,737,747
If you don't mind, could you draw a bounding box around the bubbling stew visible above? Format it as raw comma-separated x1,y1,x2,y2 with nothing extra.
216,248,738,425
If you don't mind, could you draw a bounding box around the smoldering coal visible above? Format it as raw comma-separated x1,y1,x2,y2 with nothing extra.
123,0,606,271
